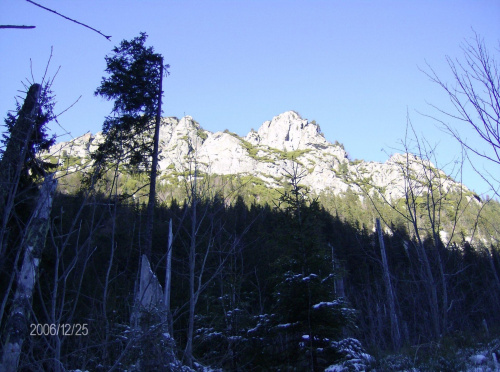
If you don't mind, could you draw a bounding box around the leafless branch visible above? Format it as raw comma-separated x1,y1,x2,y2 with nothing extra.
26,0,111,41
55,95,82,117
0,25,35,29
420,31,500,197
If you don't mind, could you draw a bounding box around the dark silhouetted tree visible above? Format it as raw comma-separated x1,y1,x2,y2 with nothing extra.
93,32,169,258
0,82,56,262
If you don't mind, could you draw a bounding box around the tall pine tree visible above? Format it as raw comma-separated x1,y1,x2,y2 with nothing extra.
94,32,169,258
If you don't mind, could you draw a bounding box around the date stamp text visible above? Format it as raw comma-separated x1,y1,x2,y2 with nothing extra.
30,323,88,336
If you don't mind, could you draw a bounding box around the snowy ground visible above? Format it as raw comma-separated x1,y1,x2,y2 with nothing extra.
371,337,500,372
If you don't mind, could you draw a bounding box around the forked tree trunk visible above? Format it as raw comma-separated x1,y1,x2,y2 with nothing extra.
0,174,57,372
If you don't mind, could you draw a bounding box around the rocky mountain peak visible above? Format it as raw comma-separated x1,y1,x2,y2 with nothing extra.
177,115,196,130
247,111,329,151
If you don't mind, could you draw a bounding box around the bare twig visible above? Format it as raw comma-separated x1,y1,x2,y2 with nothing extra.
0,25,35,29
420,31,500,197
26,0,111,40
55,95,82,117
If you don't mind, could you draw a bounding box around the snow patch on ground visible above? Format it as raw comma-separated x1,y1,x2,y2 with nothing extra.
313,300,341,309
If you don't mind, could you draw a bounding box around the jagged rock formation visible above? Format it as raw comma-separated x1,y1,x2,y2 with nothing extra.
45,111,466,199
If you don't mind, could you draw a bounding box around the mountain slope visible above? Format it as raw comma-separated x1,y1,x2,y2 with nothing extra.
47,110,468,200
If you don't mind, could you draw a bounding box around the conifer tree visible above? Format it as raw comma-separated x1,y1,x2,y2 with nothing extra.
93,32,169,258
271,164,355,370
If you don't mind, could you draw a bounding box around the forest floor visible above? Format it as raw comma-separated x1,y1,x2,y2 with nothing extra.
372,333,500,371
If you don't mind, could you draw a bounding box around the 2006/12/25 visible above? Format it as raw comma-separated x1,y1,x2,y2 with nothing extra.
30,323,88,336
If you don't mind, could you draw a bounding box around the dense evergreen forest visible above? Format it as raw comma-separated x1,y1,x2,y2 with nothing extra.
0,168,499,370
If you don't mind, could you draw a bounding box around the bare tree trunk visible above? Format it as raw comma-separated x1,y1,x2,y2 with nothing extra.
402,150,441,339
144,59,164,259
185,172,197,368
488,247,500,293
376,218,401,350
179,162,253,367
432,230,448,333
329,243,345,297
164,218,173,334
0,174,57,372
0,237,24,332
422,155,453,336
102,198,117,362
416,239,441,338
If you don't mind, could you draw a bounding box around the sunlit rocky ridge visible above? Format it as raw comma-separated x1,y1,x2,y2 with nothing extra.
47,110,469,201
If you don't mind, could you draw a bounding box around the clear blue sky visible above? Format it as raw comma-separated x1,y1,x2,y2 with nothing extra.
1,1,499,195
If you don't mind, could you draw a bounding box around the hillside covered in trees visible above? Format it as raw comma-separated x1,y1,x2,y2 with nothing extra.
1,175,499,370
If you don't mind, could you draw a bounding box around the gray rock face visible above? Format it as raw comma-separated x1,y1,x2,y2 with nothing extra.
45,111,465,199
247,111,329,151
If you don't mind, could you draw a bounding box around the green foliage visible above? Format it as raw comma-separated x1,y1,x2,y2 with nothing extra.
334,140,345,150
240,137,273,162
318,188,374,228
261,169,358,370
92,32,169,172
220,129,312,164
235,174,283,204
267,147,312,162
49,148,500,246
61,155,83,168
42,154,59,166
337,161,349,176
222,129,273,162
285,148,312,160
196,129,208,141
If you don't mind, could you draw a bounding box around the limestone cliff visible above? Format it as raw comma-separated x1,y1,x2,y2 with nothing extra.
45,111,466,200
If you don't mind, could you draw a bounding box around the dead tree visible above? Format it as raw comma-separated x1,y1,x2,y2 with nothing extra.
0,174,57,372
179,156,254,367
376,218,401,350
0,84,41,258
351,116,469,339
164,218,173,334
423,32,499,197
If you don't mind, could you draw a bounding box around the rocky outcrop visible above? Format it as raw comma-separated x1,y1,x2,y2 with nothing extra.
49,132,103,159
44,111,465,199
246,111,330,151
